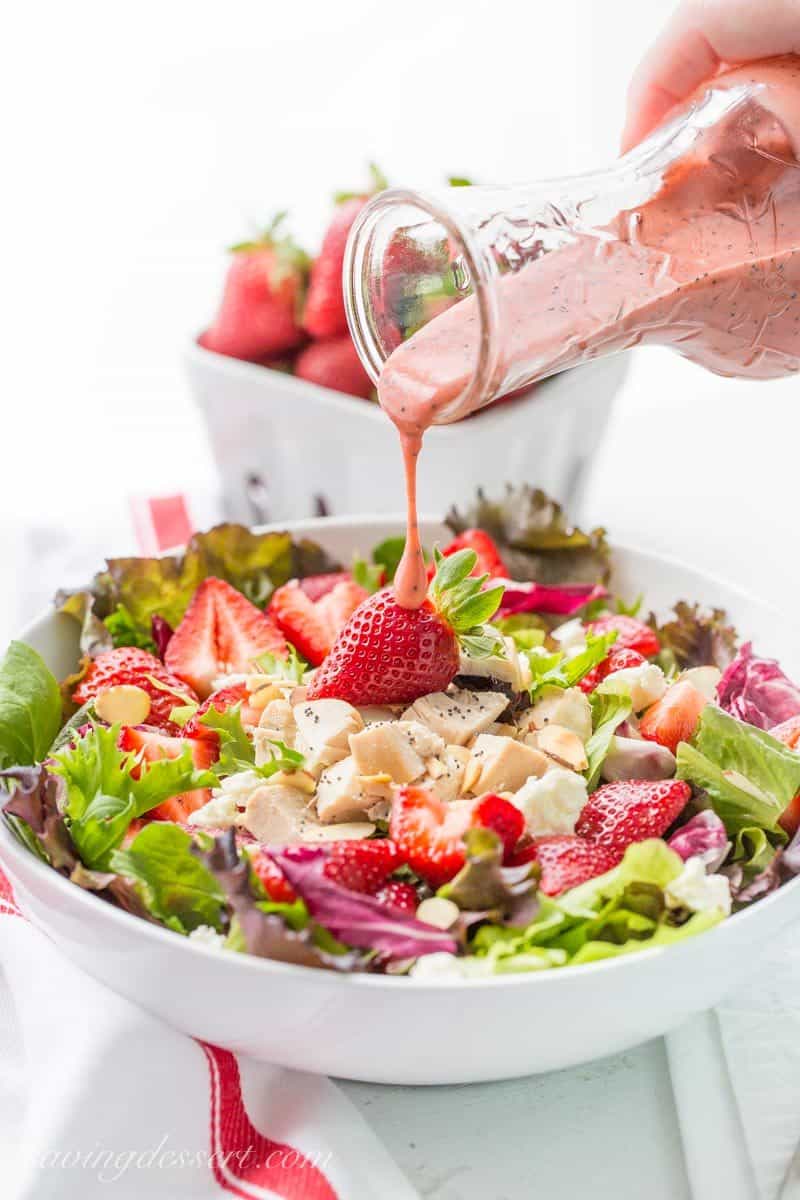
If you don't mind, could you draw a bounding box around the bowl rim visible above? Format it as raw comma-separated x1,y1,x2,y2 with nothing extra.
1,518,796,991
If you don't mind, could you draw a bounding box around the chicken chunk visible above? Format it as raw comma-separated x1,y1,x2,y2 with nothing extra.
457,636,532,693
293,699,364,775
530,724,589,772
349,723,426,784
315,755,392,823
463,734,549,795
402,688,508,747
423,745,471,803
240,783,320,844
518,687,593,743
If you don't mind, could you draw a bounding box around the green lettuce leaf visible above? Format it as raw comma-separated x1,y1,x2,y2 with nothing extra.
60,524,341,641
103,604,158,652
54,590,115,657
199,705,305,780
0,641,63,770
446,485,610,585
585,691,633,789
51,724,217,868
527,631,617,700
110,823,226,933
437,827,539,925
468,840,719,974
676,705,800,837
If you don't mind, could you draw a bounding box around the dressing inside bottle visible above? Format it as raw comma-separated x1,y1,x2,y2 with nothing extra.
343,57,800,606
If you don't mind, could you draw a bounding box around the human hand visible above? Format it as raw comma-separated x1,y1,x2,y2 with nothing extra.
622,0,800,152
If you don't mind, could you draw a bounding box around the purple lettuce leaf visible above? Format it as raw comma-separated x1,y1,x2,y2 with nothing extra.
497,581,607,619
266,845,458,961
151,615,174,659
717,642,800,731
668,811,730,870
1,764,76,871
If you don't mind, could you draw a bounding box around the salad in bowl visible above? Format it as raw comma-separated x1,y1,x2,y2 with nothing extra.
4,487,800,984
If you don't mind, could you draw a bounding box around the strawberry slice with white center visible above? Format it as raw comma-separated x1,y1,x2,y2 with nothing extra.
390,786,473,888
165,577,286,698
270,577,368,666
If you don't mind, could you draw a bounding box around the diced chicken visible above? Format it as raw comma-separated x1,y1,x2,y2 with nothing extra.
402,688,508,747
518,687,593,743
512,768,588,837
293,699,364,776
299,821,377,843
463,734,549,795
255,697,296,745
398,720,445,759
530,724,589,772
240,783,320,844
458,636,532,693
357,705,400,725
424,745,470,804
677,666,722,700
315,755,392,824
349,723,426,784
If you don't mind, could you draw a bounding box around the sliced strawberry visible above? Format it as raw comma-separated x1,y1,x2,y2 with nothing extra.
250,847,298,904
440,529,508,580
639,680,708,754
390,786,472,888
183,682,262,743
770,714,800,750
579,647,647,694
372,880,419,915
299,572,353,602
270,580,333,666
119,725,216,822
575,779,691,859
322,838,401,893
524,835,619,896
315,578,369,638
165,577,286,698
471,793,525,861
249,838,400,902
588,614,660,658
72,647,197,732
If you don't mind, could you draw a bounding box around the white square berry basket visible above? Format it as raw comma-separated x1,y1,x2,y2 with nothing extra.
186,341,628,523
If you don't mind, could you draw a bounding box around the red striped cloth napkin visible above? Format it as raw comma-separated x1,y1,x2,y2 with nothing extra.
0,495,419,1200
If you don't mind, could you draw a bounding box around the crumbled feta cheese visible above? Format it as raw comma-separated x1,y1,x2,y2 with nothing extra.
187,791,239,830
409,953,491,980
512,767,588,837
551,619,587,657
188,925,226,949
598,662,667,712
665,858,732,916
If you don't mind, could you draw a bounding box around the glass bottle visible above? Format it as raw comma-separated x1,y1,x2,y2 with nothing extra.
343,57,800,426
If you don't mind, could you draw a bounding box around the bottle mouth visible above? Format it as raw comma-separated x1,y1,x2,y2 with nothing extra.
343,187,502,422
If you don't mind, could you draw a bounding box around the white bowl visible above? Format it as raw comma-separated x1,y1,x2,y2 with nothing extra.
186,344,628,522
2,516,798,1085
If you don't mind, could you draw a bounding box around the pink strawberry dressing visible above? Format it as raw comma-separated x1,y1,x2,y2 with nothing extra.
382,58,800,609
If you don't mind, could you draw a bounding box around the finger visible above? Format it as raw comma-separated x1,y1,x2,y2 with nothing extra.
621,0,800,153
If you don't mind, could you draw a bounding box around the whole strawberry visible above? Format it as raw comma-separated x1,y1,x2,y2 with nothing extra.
305,547,505,706
303,164,387,340
513,835,619,896
575,778,691,860
294,336,373,399
199,214,309,362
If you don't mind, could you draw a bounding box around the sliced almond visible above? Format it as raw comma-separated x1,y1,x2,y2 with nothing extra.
416,897,460,930
300,821,376,843
533,724,588,772
262,768,316,795
95,684,151,726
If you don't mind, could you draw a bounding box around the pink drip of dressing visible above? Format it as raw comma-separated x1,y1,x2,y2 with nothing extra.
379,57,800,610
